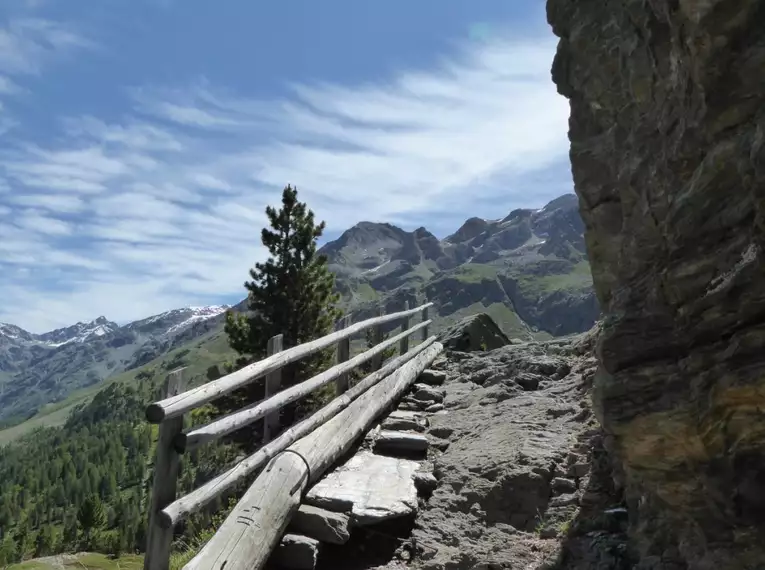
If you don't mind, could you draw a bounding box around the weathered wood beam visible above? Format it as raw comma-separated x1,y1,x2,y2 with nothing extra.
143,368,186,570
335,315,351,396
399,300,410,355
160,336,439,528
263,334,283,445
146,302,433,423
370,304,385,371
174,319,430,453
183,341,443,570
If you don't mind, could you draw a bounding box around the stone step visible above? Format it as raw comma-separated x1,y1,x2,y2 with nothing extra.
273,534,319,570
410,383,446,404
287,504,351,545
305,450,420,526
418,369,447,386
374,430,430,455
381,413,428,432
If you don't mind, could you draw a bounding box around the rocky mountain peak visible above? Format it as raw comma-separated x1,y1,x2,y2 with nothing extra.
0,304,230,425
445,217,490,244
0,323,35,343
36,317,120,346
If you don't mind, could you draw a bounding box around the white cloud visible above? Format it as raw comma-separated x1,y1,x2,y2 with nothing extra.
0,18,90,76
0,75,19,94
14,209,72,234
0,28,572,332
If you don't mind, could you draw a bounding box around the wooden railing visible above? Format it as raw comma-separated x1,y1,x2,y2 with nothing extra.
143,300,434,570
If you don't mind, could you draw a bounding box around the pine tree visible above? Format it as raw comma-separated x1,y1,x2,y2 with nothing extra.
77,494,105,548
221,185,342,442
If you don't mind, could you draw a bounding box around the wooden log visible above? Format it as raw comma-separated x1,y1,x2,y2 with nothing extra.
183,341,443,570
161,336,439,528
335,315,351,396
399,301,410,355
370,305,385,371
175,319,430,453
146,302,433,423
263,334,283,445
422,303,430,340
144,368,186,570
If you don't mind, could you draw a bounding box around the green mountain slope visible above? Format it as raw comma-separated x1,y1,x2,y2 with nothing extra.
0,306,234,429
0,327,236,446
321,193,599,339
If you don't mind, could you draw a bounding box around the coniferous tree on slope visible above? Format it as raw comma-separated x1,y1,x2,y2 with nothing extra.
222,185,342,444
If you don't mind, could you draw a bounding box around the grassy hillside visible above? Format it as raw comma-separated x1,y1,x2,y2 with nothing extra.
0,328,235,446
9,553,144,569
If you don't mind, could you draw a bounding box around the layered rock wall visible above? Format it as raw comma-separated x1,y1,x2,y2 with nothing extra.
548,1,765,568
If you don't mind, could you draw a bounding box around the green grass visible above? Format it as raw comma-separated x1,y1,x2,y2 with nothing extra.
451,263,498,283
353,282,379,302
9,553,144,570
0,328,236,446
513,261,593,295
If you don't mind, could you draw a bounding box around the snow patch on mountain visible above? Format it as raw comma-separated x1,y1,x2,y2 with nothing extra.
164,306,229,336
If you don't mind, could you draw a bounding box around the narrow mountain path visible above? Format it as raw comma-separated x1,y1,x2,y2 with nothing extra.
269,327,621,570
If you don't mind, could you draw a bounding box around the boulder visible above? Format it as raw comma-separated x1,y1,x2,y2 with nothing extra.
438,313,509,352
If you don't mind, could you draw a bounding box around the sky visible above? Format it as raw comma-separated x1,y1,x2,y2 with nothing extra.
0,0,572,333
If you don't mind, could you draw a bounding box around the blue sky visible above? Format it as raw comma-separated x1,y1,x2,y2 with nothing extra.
0,0,572,332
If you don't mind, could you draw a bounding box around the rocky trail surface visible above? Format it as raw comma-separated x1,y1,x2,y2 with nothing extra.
271,323,629,570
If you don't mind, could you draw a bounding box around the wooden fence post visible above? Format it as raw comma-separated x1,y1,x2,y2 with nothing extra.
399,300,410,355
335,315,351,395
144,367,186,570
422,302,430,341
371,305,385,371
263,334,284,444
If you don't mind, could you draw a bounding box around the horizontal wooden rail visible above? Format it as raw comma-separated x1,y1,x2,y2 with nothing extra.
146,302,433,424
175,319,431,453
183,340,444,569
158,336,438,529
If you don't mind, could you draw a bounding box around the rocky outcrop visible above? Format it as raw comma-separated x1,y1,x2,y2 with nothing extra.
549,1,765,568
438,313,510,352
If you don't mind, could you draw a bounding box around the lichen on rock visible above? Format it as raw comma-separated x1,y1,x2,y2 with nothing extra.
548,0,765,567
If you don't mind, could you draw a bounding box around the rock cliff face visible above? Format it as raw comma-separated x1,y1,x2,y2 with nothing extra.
548,1,765,568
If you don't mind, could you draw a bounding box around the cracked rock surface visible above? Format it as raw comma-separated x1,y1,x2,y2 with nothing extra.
549,0,765,567
368,328,612,570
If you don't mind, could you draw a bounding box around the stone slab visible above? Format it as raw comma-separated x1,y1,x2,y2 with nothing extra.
305,450,420,526
381,415,427,432
273,534,319,570
374,430,430,454
418,369,447,386
287,504,351,545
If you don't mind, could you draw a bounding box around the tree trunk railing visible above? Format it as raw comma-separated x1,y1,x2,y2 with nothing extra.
143,301,435,570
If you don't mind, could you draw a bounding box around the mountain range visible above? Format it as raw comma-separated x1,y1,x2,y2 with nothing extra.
0,193,599,429
0,306,230,426
321,193,598,340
